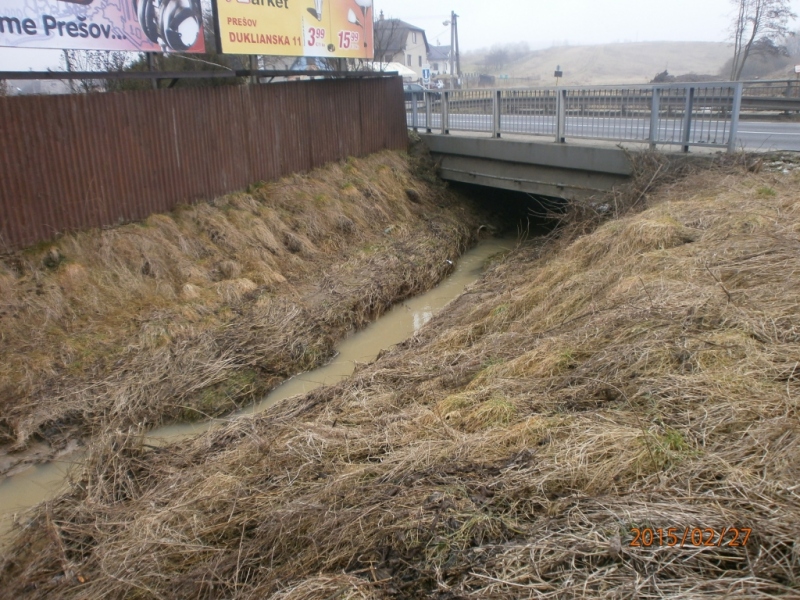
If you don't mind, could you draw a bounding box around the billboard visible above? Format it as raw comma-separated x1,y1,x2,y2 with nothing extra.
214,0,373,59
0,0,206,52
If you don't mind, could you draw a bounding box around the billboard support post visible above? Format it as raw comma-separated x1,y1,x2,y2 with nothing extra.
250,56,258,84
147,53,158,90
63,50,75,93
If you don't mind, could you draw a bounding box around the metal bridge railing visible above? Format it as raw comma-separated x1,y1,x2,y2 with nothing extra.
406,82,744,152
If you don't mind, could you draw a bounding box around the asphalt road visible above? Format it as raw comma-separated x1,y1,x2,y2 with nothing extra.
736,121,800,152
408,111,800,152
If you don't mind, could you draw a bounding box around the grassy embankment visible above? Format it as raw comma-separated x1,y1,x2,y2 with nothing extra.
2,154,798,597
0,150,489,473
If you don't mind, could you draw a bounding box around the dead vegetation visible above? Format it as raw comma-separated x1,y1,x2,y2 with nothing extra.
0,151,487,472
1,154,798,598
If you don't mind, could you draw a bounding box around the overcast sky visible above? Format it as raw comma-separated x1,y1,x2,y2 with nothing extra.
376,0,800,50
3,0,800,71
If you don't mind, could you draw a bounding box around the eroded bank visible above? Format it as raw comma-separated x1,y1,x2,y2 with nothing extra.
3,158,798,598
0,149,502,476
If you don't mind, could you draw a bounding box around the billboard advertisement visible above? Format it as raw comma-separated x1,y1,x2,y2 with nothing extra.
214,0,373,59
0,0,206,52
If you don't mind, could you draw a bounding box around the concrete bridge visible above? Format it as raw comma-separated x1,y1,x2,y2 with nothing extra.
421,134,632,201
410,82,746,200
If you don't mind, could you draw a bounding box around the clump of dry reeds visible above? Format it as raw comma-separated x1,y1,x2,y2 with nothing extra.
2,160,799,598
538,151,735,248
0,151,488,469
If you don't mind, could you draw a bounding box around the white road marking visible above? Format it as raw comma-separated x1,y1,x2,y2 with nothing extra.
738,130,797,136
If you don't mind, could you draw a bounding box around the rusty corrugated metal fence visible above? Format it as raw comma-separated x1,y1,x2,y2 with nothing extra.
0,77,407,252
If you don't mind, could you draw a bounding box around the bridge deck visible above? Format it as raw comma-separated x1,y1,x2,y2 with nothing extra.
421,134,633,200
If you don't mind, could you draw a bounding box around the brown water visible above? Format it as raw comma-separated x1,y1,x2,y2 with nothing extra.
0,236,516,543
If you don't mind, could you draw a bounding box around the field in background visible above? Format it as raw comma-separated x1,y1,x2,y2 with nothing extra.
462,41,733,86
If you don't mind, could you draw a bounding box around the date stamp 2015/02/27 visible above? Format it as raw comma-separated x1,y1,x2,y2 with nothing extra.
630,527,752,548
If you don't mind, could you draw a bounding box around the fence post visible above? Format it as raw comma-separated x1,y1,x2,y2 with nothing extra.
442,90,450,134
425,92,433,133
411,92,419,132
556,88,566,143
492,89,502,138
727,82,743,154
681,86,695,153
649,87,661,150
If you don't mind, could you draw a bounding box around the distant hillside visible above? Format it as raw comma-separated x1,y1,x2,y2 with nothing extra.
462,41,733,86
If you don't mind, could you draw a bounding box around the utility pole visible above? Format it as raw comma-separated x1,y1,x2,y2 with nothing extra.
454,12,460,88
447,11,459,90
449,12,455,89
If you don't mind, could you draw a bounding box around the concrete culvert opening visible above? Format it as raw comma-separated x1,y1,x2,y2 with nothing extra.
449,181,566,238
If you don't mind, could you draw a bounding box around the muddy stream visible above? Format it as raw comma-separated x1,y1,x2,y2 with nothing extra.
0,236,517,544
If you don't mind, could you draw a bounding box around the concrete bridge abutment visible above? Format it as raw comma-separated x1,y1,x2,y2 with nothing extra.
420,134,634,201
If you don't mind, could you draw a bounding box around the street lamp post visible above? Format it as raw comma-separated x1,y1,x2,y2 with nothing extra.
443,11,459,90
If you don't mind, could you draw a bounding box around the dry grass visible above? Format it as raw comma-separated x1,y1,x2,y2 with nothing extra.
3,159,800,598
0,151,487,470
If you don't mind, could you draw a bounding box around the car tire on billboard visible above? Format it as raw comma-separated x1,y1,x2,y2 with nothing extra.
0,0,206,52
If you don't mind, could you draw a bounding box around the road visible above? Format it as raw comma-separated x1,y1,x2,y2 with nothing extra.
407,111,800,152
736,121,800,152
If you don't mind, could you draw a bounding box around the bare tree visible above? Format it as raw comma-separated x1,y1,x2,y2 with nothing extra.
372,17,403,69
785,28,800,56
483,48,509,72
60,49,134,93
729,0,796,80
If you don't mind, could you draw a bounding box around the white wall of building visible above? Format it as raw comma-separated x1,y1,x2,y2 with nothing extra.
402,30,428,81
430,60,450,77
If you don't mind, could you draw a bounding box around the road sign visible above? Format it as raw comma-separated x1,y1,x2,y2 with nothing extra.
422,67,431,83
795,65,800,74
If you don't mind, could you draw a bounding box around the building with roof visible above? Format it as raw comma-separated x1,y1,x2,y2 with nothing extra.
374,17,429,81
428,45,452,78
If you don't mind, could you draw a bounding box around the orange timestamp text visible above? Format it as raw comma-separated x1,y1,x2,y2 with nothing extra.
630,527,752,548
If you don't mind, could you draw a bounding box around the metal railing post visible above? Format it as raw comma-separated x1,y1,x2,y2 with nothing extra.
425,92,432,133
493,89,502,138
556,88,566,143
727,82,743,153
681,85,695,153
649,87,661,150
442,90,450,134
411,92,419,132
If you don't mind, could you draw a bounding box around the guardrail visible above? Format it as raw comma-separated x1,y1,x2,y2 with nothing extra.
739,79,800,112
742,79,800,98
407,83,744,153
